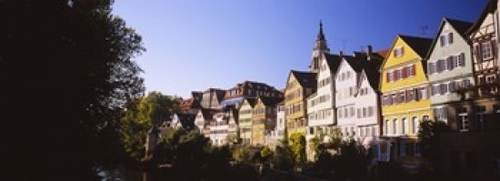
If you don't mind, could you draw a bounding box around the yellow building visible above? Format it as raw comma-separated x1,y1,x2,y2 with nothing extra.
284,70,317,138
378,34,433,169
238,98,256,145
251,96,283,146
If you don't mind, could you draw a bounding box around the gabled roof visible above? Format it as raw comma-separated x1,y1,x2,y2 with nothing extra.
323,53,342,74
343,55,365,73
467,0,496,35
425,18,473,59
199,108,218,120
241,97,258,108
290,70,317,88
362,60,383,92
399,35,433,58
258,96,284,107
174,112,196,130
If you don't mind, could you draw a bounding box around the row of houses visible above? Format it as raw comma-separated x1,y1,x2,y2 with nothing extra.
171,1,500,179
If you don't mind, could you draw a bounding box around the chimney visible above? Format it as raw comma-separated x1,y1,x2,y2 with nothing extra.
339,50,344,57
366,45,373,61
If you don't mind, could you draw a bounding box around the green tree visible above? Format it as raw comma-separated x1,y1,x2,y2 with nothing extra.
289,132,307,167
418,119,449,169
119,92,180,160
232,145,254,163
2,0,145,180
272,139,295,171
260,145,274,163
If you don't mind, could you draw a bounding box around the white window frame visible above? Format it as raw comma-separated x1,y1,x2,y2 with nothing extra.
481,41,493,60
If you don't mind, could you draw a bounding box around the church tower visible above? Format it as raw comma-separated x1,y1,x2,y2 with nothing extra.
309,21,330,73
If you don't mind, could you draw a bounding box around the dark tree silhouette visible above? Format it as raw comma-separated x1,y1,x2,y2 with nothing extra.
1,0,145,180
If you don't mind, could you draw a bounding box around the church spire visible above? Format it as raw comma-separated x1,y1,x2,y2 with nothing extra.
317,20,326,41
313,20,329,51
310,20,330,73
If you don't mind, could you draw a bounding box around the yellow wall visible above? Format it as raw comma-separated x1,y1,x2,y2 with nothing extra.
285,73,307,137
380,36,433,136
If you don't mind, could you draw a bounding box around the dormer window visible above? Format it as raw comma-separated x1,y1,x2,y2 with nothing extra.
393,47,404,58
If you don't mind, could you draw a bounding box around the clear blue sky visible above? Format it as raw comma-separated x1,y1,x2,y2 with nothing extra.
112,0,487,98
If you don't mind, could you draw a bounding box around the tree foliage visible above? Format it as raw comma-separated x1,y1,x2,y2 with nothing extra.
289,132,307,166
418,119,449,164
272,139,295,171
1,0,145,180
119,92,181,160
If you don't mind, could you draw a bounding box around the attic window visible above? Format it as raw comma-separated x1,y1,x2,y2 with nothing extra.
393,47,404,58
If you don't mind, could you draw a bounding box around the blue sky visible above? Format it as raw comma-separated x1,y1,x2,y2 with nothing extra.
112,0,487,98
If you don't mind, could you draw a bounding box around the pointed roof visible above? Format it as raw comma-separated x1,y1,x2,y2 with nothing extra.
467,0,496,35
323,53,343,73
446,18,474,38
290,70,317,88
199,108,218,120
258,96,284,107
343,55,365,73
426,18,473,59
313,21,329,51
399,35,433,58
362,60,383,92
317,20,326,41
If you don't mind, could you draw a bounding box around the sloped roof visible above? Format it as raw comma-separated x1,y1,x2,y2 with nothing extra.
219,96,245,108
363,60,383,92
199,108,218,120
245,97,258,107
343,55,365,73
323,53,342,74
399,35,433,58
447,18,473,38
258,96,284,107
174,112,196,130
467,0,495,35
426,18,473,59
291,70,317,88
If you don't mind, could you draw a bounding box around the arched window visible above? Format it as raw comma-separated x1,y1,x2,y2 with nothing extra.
412,116,419,134
392,119,398,135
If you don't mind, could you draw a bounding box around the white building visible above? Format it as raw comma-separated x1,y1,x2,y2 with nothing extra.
335,47,385,145
209,111,229,146
306,53,342,144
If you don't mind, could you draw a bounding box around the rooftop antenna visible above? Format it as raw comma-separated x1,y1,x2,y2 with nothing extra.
419,25,429,36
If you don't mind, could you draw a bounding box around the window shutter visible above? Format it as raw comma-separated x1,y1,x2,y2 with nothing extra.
402,67,407,78
440,36,445,47
414,88,419,101
393,70,397,81
475,44,482,63
386,72,390,82
428,62,433,74
412,64,416,76
491,40,497,59
459,53,465,67
405,89,409,103
401,47,405,56
448,33,454,44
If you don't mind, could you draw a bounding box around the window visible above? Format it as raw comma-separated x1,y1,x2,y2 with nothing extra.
428,62,435,74
394,47,404,58
440,33,454,46
397,69,402,81
458,108,468,131
434,107,447,121
436,59,445,73
481,41,493,60
419,87,427,100
402,118,408,134
412,116,419,134
439,84,448,95
447,56,455,70
486,74,497,83
475,106,486,131
399,91,406,103
449,81,458,92
392,119,398,135
407,89,415,101
385,120,390,135
458,53,466,67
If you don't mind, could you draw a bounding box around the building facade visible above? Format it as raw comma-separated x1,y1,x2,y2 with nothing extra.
379,35,433,167
284,70,317,137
